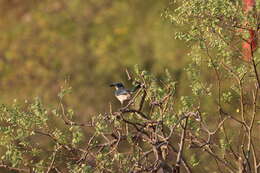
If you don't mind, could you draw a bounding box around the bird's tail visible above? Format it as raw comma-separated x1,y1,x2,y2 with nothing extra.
130,83,141,93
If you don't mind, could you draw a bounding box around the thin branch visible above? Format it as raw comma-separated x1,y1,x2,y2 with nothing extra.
126,68,132,81
59,101,94,127
46,145,61,173
120,108,150,120
175,116,188,173
138,89,147,112
251,58,260,89
0,164,29,173
169,144,192,173
248,85,259,173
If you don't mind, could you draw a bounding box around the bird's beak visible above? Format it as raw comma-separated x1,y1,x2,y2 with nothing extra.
109,83,115,87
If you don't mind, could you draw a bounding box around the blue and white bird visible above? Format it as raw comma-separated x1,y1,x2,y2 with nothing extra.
110,82,140,105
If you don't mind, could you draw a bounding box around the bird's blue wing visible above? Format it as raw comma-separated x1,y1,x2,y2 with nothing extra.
116,89,130,96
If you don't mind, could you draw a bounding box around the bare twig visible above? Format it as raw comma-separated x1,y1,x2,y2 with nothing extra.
0,163,29,173
175,116,188,173
46,145,61,173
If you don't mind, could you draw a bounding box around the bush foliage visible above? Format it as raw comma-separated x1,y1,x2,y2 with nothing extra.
0,0,259,173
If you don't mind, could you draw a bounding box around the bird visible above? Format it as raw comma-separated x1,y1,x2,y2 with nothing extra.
110,82,141,105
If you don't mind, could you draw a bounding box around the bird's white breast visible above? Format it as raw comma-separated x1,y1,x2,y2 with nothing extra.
116,93,131,103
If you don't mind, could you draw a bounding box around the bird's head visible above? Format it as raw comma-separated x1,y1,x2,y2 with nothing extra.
110,82,124,90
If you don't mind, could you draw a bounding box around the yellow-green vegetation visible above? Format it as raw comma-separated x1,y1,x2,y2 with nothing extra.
0,0,188,114
0,0,259,172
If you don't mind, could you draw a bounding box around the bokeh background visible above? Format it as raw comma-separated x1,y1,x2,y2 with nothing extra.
0,0,189,116
1,1,260,172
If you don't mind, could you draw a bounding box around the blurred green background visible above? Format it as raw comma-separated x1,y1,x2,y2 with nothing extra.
1,1,259,172
0,0,189,116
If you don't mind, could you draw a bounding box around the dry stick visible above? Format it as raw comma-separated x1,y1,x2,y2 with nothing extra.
77,134,96,163
102,131,122,156
59,100,94,127
227,26,260,172
186,120,238,172
229,115,246,126
0,164,29,173
175,116,188,173
190,131,237,173
251,58,260,89
161,90,175,138
236,73,252,172
257,162,260,171
121,104,174,171
121,109,150,120
54,167,62,173
161,89,174,115
213,156,225,173
237,77,251,172
34,130,86,153
241,145,252,173
248,86,259,173
168,144,192,173
205,44,238,160
199,116,231,147
204,147,237,173
125,68,132,81
221,62,247,124
166,114,188,141
46,145,61,173
121,117,150,139
138,89,147,112
239,79,246,123
205,44,221,117
250,19,260,89
121,86,142,110
251,142,260,173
